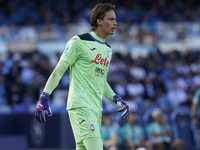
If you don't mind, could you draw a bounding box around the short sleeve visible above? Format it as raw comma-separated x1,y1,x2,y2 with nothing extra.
194,90,199,98
60,36,82,65
166,124,171,131
147,123,154,134
120,125,127,139
109,127,116,137
193,89,200,104
139,126,144,138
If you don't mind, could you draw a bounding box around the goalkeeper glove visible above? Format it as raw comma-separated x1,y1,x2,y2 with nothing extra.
113,95,129,119
33,92,53,123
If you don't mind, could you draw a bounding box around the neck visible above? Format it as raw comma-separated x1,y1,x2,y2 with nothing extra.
156,121,161,124
93,29,107,39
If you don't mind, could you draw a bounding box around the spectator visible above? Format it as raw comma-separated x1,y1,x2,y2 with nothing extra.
3,52,14,74
6,75,25,106
129,61,146,81
25,69,43,102
113,77,128,99
147,108,184,150
176,73,191,91
191,85,200,149
5,61,21,85
0,0,200,118
153,74,166,93
176,58,190,75
0,0,199,25
101,112,118,150
156,88,171,110
0,73,6,104
21,60,36,85
121,113,152,150
191,84,200,128
126,77,144,100
143,76,155,101
167,82,187,107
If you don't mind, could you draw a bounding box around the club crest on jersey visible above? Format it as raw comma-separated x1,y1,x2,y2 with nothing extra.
107,50,109,58
90,124,95,131
63,46,70,54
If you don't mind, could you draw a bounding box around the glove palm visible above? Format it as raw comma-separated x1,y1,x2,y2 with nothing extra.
33,92,53,123
113,95,129,119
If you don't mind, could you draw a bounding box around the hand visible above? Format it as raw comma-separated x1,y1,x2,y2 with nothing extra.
192,118,197,127
113,95,129,119
33,92,53,123
160,117,166,125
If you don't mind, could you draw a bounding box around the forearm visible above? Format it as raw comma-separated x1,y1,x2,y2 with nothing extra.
191,104,197,116
43,59,70,94
152,132,163,137
103,81,116,101
152,130,171,137
104,135,117,147
125,139,134,147
164,128,172,137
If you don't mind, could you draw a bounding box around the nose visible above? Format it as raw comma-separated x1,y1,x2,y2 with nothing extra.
114,19,117,25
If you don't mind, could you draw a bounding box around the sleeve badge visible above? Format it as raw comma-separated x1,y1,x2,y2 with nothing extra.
63,46,70,54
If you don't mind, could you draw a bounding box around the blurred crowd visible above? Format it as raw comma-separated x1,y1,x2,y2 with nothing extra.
0,0,199,113
0,0,199,26
105,48,200,111
1,48,200,113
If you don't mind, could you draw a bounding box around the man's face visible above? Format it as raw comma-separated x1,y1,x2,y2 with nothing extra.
127,114,136,125
154,112,163,123
102,114,111,126
99,10,117,35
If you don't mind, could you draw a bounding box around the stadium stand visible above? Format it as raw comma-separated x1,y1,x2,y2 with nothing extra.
171,106,198,150
1,0,200,149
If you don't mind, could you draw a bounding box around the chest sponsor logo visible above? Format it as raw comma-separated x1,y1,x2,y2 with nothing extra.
91,54,109,67
95,67,105,78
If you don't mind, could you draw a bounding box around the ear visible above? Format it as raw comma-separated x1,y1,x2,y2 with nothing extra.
97,18,102,26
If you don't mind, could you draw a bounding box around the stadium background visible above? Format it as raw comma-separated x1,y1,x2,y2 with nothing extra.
0,0,200,149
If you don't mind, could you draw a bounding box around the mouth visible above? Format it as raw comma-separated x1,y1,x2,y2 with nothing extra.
111,27,116,32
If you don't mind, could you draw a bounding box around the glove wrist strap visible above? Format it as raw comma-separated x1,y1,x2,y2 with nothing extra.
40,92,50,101
113,95,120,103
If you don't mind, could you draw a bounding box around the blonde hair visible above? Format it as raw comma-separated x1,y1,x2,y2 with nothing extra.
152,108,162,118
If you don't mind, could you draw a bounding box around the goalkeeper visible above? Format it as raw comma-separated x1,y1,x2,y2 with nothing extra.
33,2,129,150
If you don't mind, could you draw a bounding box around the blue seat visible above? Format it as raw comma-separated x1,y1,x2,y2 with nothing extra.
170,106,198,150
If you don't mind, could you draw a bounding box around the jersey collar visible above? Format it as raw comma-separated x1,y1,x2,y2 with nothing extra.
88,32,106,44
